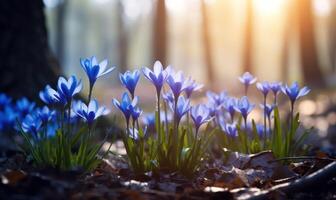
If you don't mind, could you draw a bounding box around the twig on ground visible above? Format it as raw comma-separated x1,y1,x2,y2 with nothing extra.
240,161,336,200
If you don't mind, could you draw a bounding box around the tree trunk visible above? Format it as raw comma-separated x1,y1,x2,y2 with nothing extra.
281,1,295,83
242,0,254,73
117,1,128,73
296,0,325,87
201,0,215,89
328,6,336,73
0,0,60,101
152,0,167,67
55,0,68,66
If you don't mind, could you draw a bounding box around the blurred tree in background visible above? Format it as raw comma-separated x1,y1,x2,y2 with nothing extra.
0,0,334,99
0,0,59,100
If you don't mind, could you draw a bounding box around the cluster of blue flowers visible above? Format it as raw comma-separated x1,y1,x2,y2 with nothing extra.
113,61,211,141
0,57,113,140
211,72,310,140
0,56,310,157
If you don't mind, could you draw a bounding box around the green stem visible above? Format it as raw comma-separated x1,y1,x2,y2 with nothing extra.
263,95,267,140
157,91,161,144
88,85,93,104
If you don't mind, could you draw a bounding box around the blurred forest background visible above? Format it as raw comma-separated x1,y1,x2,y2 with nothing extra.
44,0,335,88
1,0,335,99
1,0,336,148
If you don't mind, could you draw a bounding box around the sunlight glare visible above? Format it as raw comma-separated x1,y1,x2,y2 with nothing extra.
253,0,285,16
313,0,331,17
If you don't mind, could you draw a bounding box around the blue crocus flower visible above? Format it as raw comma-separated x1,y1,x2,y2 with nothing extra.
0,106,17,131
46,122,58,138
80,56,115,88
166,71,188,100
15,98,36,119
281,82,310,104
223,97,238,122
142,61,169,95
206,101,220,118
142,113,155,127
269,82,282,96
128,127,148,140
206,91,227,107
22,114,42,137
234,96,254,123
184,78,203,98
162,91,175,105
269,82,282,104
190,104,211,133
259,104,274,119
256,81,270,97
169,95,190,124
75,99,110,127
39,85,58,105
37,106,56,124
56,76,82,103
238,72,257,86
221,122,238,138
113,92,139,124
129,105,142,121
238,72,257,95
120,70,141,98
0,93,11,111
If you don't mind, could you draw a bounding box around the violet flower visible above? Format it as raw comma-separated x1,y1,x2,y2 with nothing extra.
80,56,115,101
75,99,110,127
190,104,211,134
142,61,169,95
234,96,254,127
221,122,238,138
168,95,190,125
120,70,141,99
281,82,310,105
37,106,56,124
223,97,238,122
184,78,203,98
238,72,257,96
269,82,282,104
113,92,139,126
166,71,188,100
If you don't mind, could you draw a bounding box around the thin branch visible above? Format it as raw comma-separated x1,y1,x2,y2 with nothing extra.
268,156,336,163
241,162,336,200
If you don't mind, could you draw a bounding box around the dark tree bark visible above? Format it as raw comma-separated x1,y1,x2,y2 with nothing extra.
201,0,215,89
117,0,128,73
242,0,254,73
0,0,60,101
296,0,325,87
152,0,167,67
55,0,68,66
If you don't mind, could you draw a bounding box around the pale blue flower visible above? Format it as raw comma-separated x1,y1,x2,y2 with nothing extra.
190,104,211,133
281,82,310,104
142,61,170,94
15,98,35,118
37,106,56,124
234,96,255,122
206,91,227,106
166,71,188,99
75,99,110,126
184,78,203,98
238,72,257,86
80,56,115,88
169,95,190,123
256,81,270,97
113,92,139,123
120,70,141,98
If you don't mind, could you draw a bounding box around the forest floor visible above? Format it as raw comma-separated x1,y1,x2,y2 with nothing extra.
1,146,336,200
